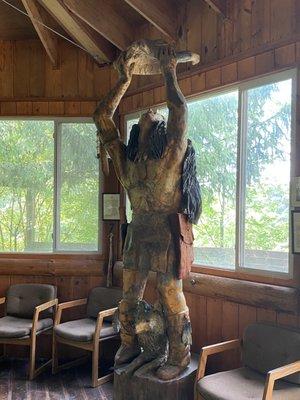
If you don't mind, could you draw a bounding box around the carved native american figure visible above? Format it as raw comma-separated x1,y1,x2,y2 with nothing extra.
94,40,201,380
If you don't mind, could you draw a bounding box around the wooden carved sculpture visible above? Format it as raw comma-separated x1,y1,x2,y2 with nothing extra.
94,39,202,381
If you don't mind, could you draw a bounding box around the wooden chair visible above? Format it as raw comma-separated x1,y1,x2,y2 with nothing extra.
0,283,58,380
52,286,122,387
195,323,300,400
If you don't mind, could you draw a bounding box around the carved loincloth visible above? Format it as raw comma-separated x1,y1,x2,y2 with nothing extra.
123,213,177,274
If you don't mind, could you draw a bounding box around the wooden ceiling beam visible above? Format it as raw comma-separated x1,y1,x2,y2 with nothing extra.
124,0,178,42
21,0,58,66
38,0,115,63
203,0,227,17
63,0,134,51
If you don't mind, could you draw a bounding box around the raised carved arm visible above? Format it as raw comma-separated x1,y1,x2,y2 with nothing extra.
159,46,187,141
93,54,134,182
93,53,134,141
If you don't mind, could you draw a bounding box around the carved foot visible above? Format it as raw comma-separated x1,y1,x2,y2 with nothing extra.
134,355,167,376
156,363,188,380
118,353,152,376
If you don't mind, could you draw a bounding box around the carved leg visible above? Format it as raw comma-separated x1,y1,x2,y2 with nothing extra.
115,268,148,367
156,272,192,380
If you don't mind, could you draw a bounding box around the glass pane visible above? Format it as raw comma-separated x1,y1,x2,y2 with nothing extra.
0,120,54,252
188,91,238,269
58,123,99,251
244,79,292,273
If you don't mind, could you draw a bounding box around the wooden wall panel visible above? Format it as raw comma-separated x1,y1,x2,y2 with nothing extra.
0,0,298,101
0,38,116,103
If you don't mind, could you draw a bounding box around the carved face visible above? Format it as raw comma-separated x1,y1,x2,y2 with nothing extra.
134,300,165,335
138,109,165,144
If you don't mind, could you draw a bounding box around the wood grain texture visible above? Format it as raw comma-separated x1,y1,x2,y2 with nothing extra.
124,0,178,41
21,0,58,66
64,0,134,50
0,359,113,399
38,0,115,63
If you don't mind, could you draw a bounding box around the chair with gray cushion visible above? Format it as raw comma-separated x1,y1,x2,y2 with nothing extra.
0,283,57,380
52,286,122,387
195,323,300,400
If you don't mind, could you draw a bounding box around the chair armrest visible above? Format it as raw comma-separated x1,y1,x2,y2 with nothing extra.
0,297,6,305
94,307,118,344
195,339,241,382
54,298,88,326
35,298,58,314
32,298,58,336
263,361,300,400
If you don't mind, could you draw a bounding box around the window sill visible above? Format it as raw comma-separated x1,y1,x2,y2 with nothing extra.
0,252,104,260
191,264,297,288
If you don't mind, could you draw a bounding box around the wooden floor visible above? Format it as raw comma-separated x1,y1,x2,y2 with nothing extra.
0,359,113,400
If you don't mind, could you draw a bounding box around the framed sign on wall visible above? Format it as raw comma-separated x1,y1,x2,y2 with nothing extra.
102,193,120,221
291,177,300,207
291,210,300,254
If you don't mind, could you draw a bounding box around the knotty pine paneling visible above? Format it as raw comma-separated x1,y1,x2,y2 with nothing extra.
0,38,116,102
0,0,296,101
128,0,299,94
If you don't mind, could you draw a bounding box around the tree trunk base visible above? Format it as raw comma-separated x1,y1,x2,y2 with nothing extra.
113,353,198,400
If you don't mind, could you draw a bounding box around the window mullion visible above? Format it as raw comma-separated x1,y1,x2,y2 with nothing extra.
236,89,248,270
53,121,61,251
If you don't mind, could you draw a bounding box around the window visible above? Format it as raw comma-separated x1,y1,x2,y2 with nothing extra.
0,120,100,253
125,70,296,276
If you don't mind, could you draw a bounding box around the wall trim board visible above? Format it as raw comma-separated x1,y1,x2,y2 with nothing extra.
0,258,105,276
113,262,299,315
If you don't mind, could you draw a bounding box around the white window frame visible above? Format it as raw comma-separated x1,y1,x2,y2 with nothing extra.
0,117,102,254
124,68,297,278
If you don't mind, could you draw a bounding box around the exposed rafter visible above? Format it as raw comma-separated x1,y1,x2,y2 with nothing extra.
21,0,58,66
38,0,115,62
203,0,227,17
124,0,178,42
63,0,134,51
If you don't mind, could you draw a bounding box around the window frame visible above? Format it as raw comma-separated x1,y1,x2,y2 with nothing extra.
0,116,102,255
124,68,297,279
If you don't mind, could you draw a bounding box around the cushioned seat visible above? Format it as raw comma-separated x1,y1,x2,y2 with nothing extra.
54,318,115,342
197,367,300,400
0,316,53,339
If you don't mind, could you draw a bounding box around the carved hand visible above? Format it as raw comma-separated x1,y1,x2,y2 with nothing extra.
157,44,177,72
115,51,135,82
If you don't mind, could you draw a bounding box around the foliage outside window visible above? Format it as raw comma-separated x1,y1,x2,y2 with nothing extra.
0,120,100,253
126,71,295,276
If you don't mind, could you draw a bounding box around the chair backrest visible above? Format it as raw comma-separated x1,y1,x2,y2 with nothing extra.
242,322,300,385
87,287,122,321
6,284,57,319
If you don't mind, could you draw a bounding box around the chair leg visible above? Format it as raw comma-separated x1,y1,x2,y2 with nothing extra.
92,343,113,388
52,335,58,374
29,332,53,380
29,335,37,380
92,343,99,388
0,344,6,362
52,335,89,374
